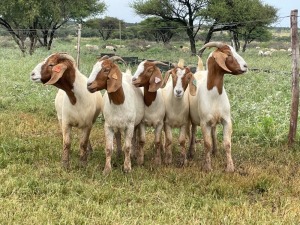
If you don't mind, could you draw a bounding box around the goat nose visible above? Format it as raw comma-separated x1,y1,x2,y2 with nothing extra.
31,72,35,77
176,90,182,94
132,77,137,81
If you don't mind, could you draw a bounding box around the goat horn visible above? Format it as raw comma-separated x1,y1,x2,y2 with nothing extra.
161,69,172,89
109,56,127,65
152,61,169,66
199,42,225,52
97,55,110,61
58,52,76,63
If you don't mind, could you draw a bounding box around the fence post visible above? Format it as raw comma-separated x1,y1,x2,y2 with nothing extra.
288,9,299,147
76,24,82,69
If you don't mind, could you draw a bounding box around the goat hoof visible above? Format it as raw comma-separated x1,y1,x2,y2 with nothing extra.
103,167,112,175
123,166,132,173
79,159,88,168
203,164,212,172
187,148,195,159
164,154,172,165
136,156,144,166
164,159,172,165
225,166,235,173
154,156,162,166
87,148,93,156
61,160,70,170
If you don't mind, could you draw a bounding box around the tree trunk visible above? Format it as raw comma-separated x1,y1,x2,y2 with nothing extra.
43,30,49,47
232,31,240,51
0,18,27,56
186,27,196,55
48,28,56,50
198,22,217,56
242,39,248,52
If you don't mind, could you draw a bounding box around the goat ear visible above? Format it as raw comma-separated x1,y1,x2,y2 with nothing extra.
148,67,163,92
45,63,68,85
189,73,197,96
107,71,122,93
212,51,232,73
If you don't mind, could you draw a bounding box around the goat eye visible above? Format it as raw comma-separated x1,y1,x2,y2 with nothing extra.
48,64,54,67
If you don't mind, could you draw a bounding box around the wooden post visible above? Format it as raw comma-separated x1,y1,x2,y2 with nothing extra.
288,9,299,147
119,20,122,46
76,24,82,69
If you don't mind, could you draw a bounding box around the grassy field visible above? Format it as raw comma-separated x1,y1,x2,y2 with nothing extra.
0,36,300,224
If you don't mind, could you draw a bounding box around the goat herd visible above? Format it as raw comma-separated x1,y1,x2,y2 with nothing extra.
30,41,248,175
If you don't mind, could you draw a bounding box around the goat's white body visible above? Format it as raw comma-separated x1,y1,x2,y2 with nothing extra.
101,72,145,174
162,79,191,165
102,77,144,131
189,71,230,127
142,88,165,165
189,43,247,172
56,72,102,129
142,89,165,127
131,60,166,165
163,81,190,127
31,54,102,168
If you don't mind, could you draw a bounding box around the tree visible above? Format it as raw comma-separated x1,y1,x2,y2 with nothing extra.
138,17,182,43
85,17,125,40
200,0,277,54
0,0,40,55
238,2,277,52
131,0,209,55
0,0,106,55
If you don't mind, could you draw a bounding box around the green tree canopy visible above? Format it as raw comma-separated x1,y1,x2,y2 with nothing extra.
85,17,125,41
137,17,183,43
131,0,209,55
0,0,106,55
201,0,277,52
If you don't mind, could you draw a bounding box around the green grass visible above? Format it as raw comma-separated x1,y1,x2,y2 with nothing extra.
0,37,300,224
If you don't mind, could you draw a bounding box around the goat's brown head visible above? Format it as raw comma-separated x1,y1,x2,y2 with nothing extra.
162,59,197,98
30,52,76,88
199,42,248,75
87,56,125,93
132,60,167,92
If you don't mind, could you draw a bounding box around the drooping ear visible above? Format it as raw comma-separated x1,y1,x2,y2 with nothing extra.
45,63,68,85
188,73,197,96
107,70,122,93
148,67,163,92
212,51,232,73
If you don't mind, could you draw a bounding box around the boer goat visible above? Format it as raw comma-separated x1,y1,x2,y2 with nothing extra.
87,56,145,174
162,59,197,166
189,42,248,172
30,52,102,168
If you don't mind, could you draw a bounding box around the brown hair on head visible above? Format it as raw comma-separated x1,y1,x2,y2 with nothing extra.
41,53,75,86
40,53,77,104
99,59,123,93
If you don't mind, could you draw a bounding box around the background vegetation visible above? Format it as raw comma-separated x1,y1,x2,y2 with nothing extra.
0,26,300,224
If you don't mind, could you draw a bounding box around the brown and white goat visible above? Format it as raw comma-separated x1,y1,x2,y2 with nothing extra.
162,59,197,166
132,60,167,165
30,53,102,168
189,42,248,172
87,56,145,174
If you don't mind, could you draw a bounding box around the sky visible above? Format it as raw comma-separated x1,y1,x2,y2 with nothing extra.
102,0,299,27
